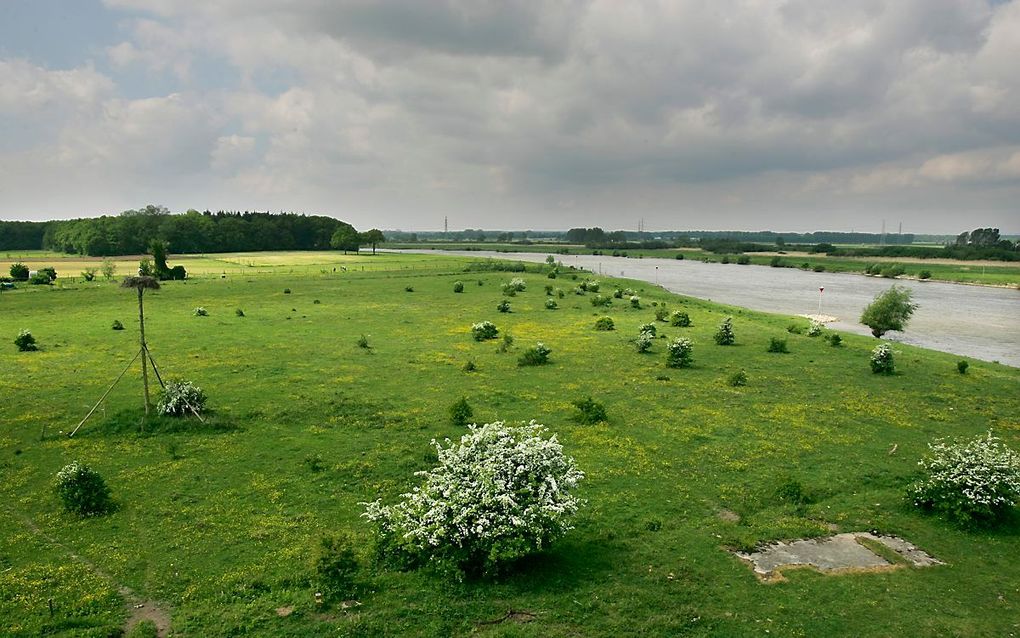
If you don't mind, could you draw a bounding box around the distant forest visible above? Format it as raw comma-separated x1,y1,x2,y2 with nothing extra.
0,206,357,256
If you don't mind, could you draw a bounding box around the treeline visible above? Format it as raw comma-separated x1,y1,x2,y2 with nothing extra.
0,221,48,251
565,228,916,246
1,206,357,256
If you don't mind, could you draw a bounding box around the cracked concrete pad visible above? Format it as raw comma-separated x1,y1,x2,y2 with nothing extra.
735,532,942,579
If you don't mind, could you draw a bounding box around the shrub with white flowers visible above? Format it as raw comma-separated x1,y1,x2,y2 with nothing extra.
14,329,37,352
362,420,585,575
518,342,551,366
870,343,894,374
909,431,1020,525
670,311,691,327
638,323,656,337
471,321,499,341
545,298,558,310
502,277,526,294
156,379,207,417
56,461,113,516
630,295,641,308
666,337,694,368
807,320,824,337
635,332,653,353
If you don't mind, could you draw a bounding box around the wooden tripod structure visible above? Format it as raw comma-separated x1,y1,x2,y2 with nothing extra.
66,276,203,439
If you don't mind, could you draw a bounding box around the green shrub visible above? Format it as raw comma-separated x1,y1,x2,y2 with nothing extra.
453,281,464,293
675,253,685,260
81,268,97,281
635,332,653,353
727,369,748,387
518,342,551,366
654,307,669,322
590,294,612,307
713,317,735,345
544,284,553,295
880,264,906,278
860,285,917,337
665,337,694,368
9,262,29,281
638,323,656,337
813,264,825,272
909,431,1020,525
670,311,691,327
463,360,477,372
449,397,474,426
767,337,789,353
629,296,641,309
405,285,414,292
572,397,608,424
545,298,558,310
496,300,511,313
556,288,565,298
870,344,894,374
157,379,207,416
769,256,784,268
787,323,803,334
471,321,499,341
111,320,124,331
807,320,823,337
314,534,359,601
14,329,37,351
38,266,57,281
721,255,731,264
826,333,842,347
919,270,932,280
235,308,245,317
357,334,371,349
736,255,751,265
594,316,615,331
957,360,969,374
612,288,624,299
193,307,208,317
498,332,514,353
55,461,113,517
29,272,52,285
283,288,291,294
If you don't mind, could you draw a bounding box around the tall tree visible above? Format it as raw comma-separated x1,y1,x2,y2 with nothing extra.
360,229,386,255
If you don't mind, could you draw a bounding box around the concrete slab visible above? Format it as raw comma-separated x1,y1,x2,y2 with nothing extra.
735,532,942,580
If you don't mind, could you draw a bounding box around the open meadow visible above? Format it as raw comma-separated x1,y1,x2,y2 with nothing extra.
2,252,1019,637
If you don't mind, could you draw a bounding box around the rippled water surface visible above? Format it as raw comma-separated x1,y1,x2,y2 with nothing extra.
393,249,1020,367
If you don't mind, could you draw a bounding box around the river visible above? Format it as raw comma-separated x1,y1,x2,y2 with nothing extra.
391,249,1020,367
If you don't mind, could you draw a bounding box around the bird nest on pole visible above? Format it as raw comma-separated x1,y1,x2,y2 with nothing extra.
121,275,161,291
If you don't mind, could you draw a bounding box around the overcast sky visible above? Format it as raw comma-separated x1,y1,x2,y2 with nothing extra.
1,1,1018,233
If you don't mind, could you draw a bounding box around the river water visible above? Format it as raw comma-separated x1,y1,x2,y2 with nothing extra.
392,249,1020,367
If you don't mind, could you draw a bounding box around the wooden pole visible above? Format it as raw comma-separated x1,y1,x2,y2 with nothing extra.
138,287,151,418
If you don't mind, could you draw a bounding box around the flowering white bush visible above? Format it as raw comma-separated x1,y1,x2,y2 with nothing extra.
638,323,657,337
157,379,207,417
362,420,584,575
56,461,113,516
909,431,1020,524
630,295,641,308
500,277,526,294
670,311,691,327
807,320,824,337
666,337,694,368
518,342,551,366
870,343,894,374
471,321,499,341
544,298,558,310
635,332,653,353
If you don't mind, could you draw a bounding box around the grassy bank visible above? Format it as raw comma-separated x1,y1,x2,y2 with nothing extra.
2,253,1018,636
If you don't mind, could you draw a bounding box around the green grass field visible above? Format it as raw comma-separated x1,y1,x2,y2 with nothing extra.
390,242,1020,287
2,253,1018,637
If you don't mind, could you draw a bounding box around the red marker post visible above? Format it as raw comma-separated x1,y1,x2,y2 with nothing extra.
817,287,824,315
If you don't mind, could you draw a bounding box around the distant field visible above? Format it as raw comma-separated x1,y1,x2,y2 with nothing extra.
2,252,1019,636
390,243,1020,286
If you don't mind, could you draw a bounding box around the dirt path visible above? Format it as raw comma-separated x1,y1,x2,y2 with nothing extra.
11,511,172,636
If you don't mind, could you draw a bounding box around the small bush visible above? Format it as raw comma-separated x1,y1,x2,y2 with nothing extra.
629,296,641,309
736,255,751,265
55,461,113,517
9,262,29,281
590,294,612,307
314,534,360,601
594,316,615,331
453,281,464,293
502,277,526,295
496,300,511,313
81,268,97,281
38,266,57,281
787,323,803,334
556,288,565,298
957,360,969,374
675,253,685,260
727,369,748,387
807,320,823,337
670,311,691,327
518,342,551,366
463,360,477,372
235,308,245,317
635,332,653,353
357,334,371,349
157,379,207,416
919,270,932,280
449,397,474,426
283,288,291,294
880,264,905,278
471,321,499,341
638,323,656,337
29,272,52,285
767,337,789,353
870,344,894,374
665,337,694,368
826,333,842,347
111,320,124,331
572,286,585,296
654,307,669,322
193,307,208,317
812,264,825,272
14,329,37,351
909,431,1020,525
498,332,514,353
405,285,414,292
769,256,784,268
713,317,735,345
544,284,554,295
313,299,321,304
545,298,558,310
612,288,624,299
572,397,608,424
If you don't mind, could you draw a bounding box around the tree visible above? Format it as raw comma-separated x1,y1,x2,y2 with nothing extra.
9,262,29,281
101,258,116,280
360,229,386,255
330,225,361,254
860,285,918,337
